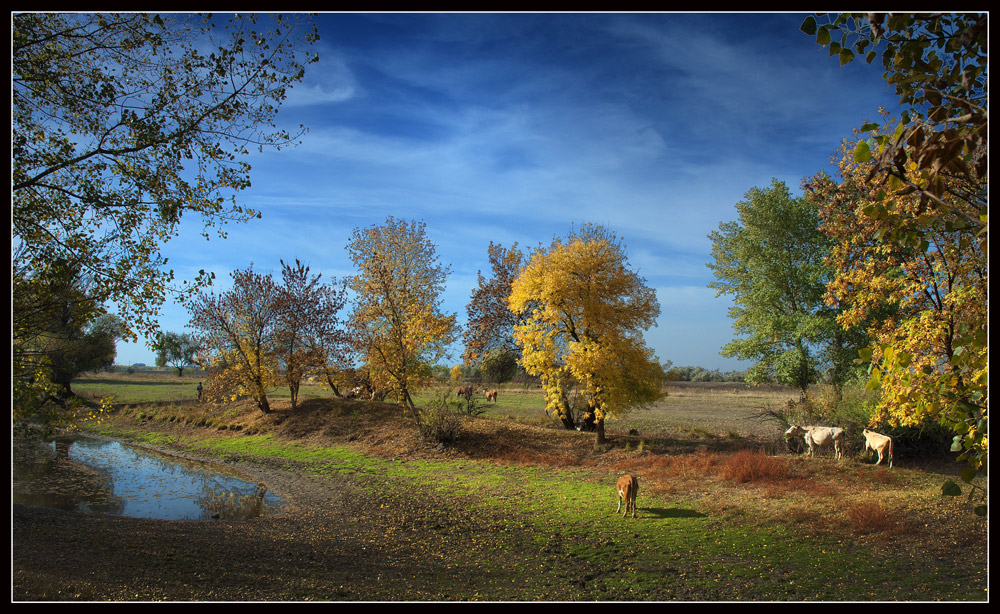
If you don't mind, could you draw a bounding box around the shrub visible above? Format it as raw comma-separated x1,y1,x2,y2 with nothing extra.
721,450,791,484
846,498,903,535
418,392,463,445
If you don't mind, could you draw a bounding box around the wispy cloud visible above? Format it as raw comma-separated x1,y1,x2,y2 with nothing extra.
117,13,901,372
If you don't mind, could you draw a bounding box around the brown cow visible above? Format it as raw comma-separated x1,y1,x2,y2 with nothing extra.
485,389,498,402
616,474,639,518
863,428,894,468
457,385,473,400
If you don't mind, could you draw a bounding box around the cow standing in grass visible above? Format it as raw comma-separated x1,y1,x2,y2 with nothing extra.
785,425,846,460
457,385,473,400
616,474,639,518
485,389,498,403
862,428,894,468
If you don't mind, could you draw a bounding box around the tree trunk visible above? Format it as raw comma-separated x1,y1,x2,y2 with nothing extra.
594,416,606,445
256,394,271,414
557,393,576,430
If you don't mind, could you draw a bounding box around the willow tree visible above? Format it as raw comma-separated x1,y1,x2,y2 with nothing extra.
347,217,458,421
508,224,666,444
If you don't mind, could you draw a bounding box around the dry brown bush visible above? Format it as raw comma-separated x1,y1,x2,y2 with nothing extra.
846,497,905,535
721,450,791,484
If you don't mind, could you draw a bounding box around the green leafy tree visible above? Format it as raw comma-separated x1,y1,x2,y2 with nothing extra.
12,13,319,411
153,331,199,376
346,217,459,421
12,260,123,434
708,179,864,398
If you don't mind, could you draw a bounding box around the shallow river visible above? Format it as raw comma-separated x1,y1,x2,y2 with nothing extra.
12,434,285,521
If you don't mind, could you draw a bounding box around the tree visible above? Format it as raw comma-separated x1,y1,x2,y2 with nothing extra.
187,266,284,414
463,242,527,360
801,13,987,245
802,13,988,499
508,224,666,444
13,259,122,418
346,217,459,421
12,259,124,435
806,128,987,495
708,180,862,398
275,259,350,409
12,13,318,404
153,331,199,376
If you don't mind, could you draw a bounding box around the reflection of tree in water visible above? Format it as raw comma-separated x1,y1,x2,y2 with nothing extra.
14,435,283,521
196,481,270,521
12,436,125,515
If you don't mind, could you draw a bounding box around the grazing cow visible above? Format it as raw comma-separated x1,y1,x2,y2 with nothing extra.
785,425,846,460
457,385,473,400
862,428,894,468
616,474,639,519
485,389,498,402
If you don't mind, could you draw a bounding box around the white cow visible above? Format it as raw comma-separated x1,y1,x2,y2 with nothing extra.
785,424,846,460
862,428,894,468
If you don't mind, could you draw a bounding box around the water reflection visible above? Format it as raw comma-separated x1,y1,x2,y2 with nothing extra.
12,435,285,521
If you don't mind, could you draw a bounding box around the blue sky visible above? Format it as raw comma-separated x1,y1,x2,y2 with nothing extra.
116,12,902,371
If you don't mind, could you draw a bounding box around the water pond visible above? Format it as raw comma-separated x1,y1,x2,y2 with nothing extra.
12,434,285,521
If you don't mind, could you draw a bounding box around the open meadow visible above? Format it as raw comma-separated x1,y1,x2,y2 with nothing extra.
13,370,988,601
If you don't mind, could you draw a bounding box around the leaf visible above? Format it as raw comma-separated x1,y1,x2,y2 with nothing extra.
853,140,872,163
960,467,978,484
816,26,831,46
800,16,817,36
941,481,962,497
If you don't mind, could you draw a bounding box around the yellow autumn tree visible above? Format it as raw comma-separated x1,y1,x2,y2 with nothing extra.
508,224,667,443
806,123,988,494
347,217,458,422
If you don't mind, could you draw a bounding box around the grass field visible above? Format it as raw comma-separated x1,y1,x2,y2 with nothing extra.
32,369,987,601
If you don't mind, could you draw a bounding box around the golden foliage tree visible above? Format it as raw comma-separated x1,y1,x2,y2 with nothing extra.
346,217,458,421
806,126,987,494
508,225,666,443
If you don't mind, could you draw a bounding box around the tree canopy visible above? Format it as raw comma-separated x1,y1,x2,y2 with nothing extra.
508,224,666,443
708,180,862,397
346,217,459,420
12,12,318,338
12,12,318,425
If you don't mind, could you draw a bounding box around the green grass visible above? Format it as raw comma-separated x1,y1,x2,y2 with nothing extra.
82,417,987,600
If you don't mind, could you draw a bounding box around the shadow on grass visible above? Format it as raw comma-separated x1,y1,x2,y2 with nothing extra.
640,507,707,520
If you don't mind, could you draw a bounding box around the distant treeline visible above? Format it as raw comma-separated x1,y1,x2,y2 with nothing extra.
664,365,746,383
